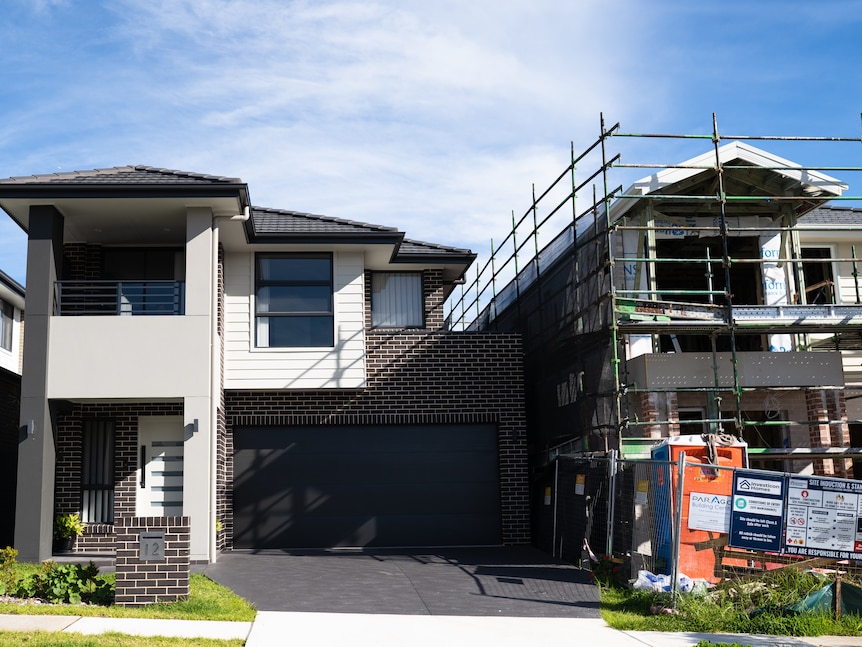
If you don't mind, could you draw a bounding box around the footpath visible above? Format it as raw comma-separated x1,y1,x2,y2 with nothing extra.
5,612,862,647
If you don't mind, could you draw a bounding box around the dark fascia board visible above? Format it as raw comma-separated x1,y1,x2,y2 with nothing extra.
0,268,24,297
389,251,477,265
0,182,250,203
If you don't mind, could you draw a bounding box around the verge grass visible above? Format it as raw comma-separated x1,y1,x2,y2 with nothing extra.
0,631,244,647
599,568,862,637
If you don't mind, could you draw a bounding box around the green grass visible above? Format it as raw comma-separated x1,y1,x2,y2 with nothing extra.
599,569,862,637
0,631,245,647
0,570,256,622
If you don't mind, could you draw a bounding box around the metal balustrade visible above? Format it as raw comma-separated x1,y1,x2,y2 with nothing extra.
55,281,185,315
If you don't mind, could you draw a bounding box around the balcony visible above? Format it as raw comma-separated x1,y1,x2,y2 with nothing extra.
55,281,185,316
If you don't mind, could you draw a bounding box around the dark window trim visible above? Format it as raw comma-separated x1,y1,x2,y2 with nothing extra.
254,252,334,348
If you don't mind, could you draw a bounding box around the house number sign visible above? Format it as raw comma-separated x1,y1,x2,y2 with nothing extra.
140,531,165,562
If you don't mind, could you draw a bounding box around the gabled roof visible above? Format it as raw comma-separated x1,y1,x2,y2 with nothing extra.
612,141,849,221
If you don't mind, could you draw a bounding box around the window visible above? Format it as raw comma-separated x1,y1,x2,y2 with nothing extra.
81,420,115,523
801,247,837,304
256,254,333,347
371,273,424,327
0,300,11,352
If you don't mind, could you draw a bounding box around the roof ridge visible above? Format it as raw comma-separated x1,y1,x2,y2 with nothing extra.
1,165,243,184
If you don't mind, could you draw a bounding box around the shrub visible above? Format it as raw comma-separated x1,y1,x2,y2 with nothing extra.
0,546,17,595
17,561,113,605
590,555,628,588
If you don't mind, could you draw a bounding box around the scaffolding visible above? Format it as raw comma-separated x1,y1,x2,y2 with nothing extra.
446,114,862,475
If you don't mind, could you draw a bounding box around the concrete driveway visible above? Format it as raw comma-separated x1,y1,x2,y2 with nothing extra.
201,546,599,618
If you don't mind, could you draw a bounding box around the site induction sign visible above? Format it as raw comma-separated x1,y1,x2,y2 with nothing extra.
784,476,862,560
728,471,785,552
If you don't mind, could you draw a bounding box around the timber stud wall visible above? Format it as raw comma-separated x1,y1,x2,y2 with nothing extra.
114,516,190,606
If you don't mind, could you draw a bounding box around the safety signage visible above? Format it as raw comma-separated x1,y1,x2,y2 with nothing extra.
728,471,785,552
784,476,862,560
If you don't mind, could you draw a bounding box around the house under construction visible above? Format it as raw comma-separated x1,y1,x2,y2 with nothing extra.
447,115,862,482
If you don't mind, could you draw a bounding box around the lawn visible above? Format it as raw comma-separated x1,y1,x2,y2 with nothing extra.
0,559,255,646
0,632,245,647
0,570,255,622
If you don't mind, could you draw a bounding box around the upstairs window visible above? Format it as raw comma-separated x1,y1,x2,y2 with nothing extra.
371,272,423,328
0,300,11,351
256,254,334,347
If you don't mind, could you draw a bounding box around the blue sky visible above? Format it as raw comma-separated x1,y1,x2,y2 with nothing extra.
1,0,860,287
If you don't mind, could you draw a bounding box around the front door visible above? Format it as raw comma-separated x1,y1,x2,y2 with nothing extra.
137,416,185,517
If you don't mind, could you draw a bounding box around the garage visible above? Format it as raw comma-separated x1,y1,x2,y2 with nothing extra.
232,424,501,549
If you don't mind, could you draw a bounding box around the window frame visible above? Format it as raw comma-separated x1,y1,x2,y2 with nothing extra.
254,252,334,348
80,419,115,524
370,271,425,329
0,299,12,352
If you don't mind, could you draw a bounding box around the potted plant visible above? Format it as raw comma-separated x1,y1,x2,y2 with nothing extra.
53,513,85,553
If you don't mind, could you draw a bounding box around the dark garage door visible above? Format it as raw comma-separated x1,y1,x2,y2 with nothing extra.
233,424,500,549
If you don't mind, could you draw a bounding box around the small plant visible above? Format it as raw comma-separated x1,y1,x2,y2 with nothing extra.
17,560,113,605
0,546,18,595
54,513,86,540
590,554,628,588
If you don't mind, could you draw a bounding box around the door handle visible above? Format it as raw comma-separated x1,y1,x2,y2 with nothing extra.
140,445,146,488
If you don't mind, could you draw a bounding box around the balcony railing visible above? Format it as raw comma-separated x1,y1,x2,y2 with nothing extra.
55,281,185,316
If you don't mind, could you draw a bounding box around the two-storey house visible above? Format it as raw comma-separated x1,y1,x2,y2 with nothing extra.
0,167,528,563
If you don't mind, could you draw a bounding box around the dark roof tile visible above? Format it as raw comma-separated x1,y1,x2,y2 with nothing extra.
0,165,242,186
798,205,862,226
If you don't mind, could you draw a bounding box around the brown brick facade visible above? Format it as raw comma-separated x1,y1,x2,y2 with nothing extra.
225,329,529,546
54,402,184,553
806,388,852,478
51,262,529,554
114,516,190,606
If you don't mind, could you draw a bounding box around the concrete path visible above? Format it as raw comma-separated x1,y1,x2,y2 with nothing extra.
4,612,862,647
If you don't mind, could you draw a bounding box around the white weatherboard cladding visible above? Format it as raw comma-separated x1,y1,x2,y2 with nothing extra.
223,251,367,389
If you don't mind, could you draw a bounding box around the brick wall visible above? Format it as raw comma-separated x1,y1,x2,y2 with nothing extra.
114,516,190,606
224,330,529,546
54,402,184,553
806,388,852,477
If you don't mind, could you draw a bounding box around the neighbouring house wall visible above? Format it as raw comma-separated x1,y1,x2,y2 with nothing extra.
223,330,530,546
0,368,20,547
223,250,367,389
54,402,184,554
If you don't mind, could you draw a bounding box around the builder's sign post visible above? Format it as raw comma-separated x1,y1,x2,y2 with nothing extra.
728,471,785,553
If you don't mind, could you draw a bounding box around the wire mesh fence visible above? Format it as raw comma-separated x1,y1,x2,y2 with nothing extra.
548,452,862,589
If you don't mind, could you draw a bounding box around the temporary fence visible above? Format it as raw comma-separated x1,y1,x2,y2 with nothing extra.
548,452,862,596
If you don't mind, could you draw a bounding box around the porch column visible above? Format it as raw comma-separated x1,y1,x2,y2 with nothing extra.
15,205,64,562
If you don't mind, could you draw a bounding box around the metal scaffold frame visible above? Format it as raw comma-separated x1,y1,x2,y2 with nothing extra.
446,113,862,471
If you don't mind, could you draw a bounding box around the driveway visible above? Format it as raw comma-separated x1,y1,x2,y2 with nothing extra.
201,546,599,618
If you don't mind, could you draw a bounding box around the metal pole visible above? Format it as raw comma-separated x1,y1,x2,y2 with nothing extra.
552,458,560,559
671,451,686,606
606,449,618,556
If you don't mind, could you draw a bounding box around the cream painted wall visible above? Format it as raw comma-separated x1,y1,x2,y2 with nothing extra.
46,315,212,399
223,250,367,389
